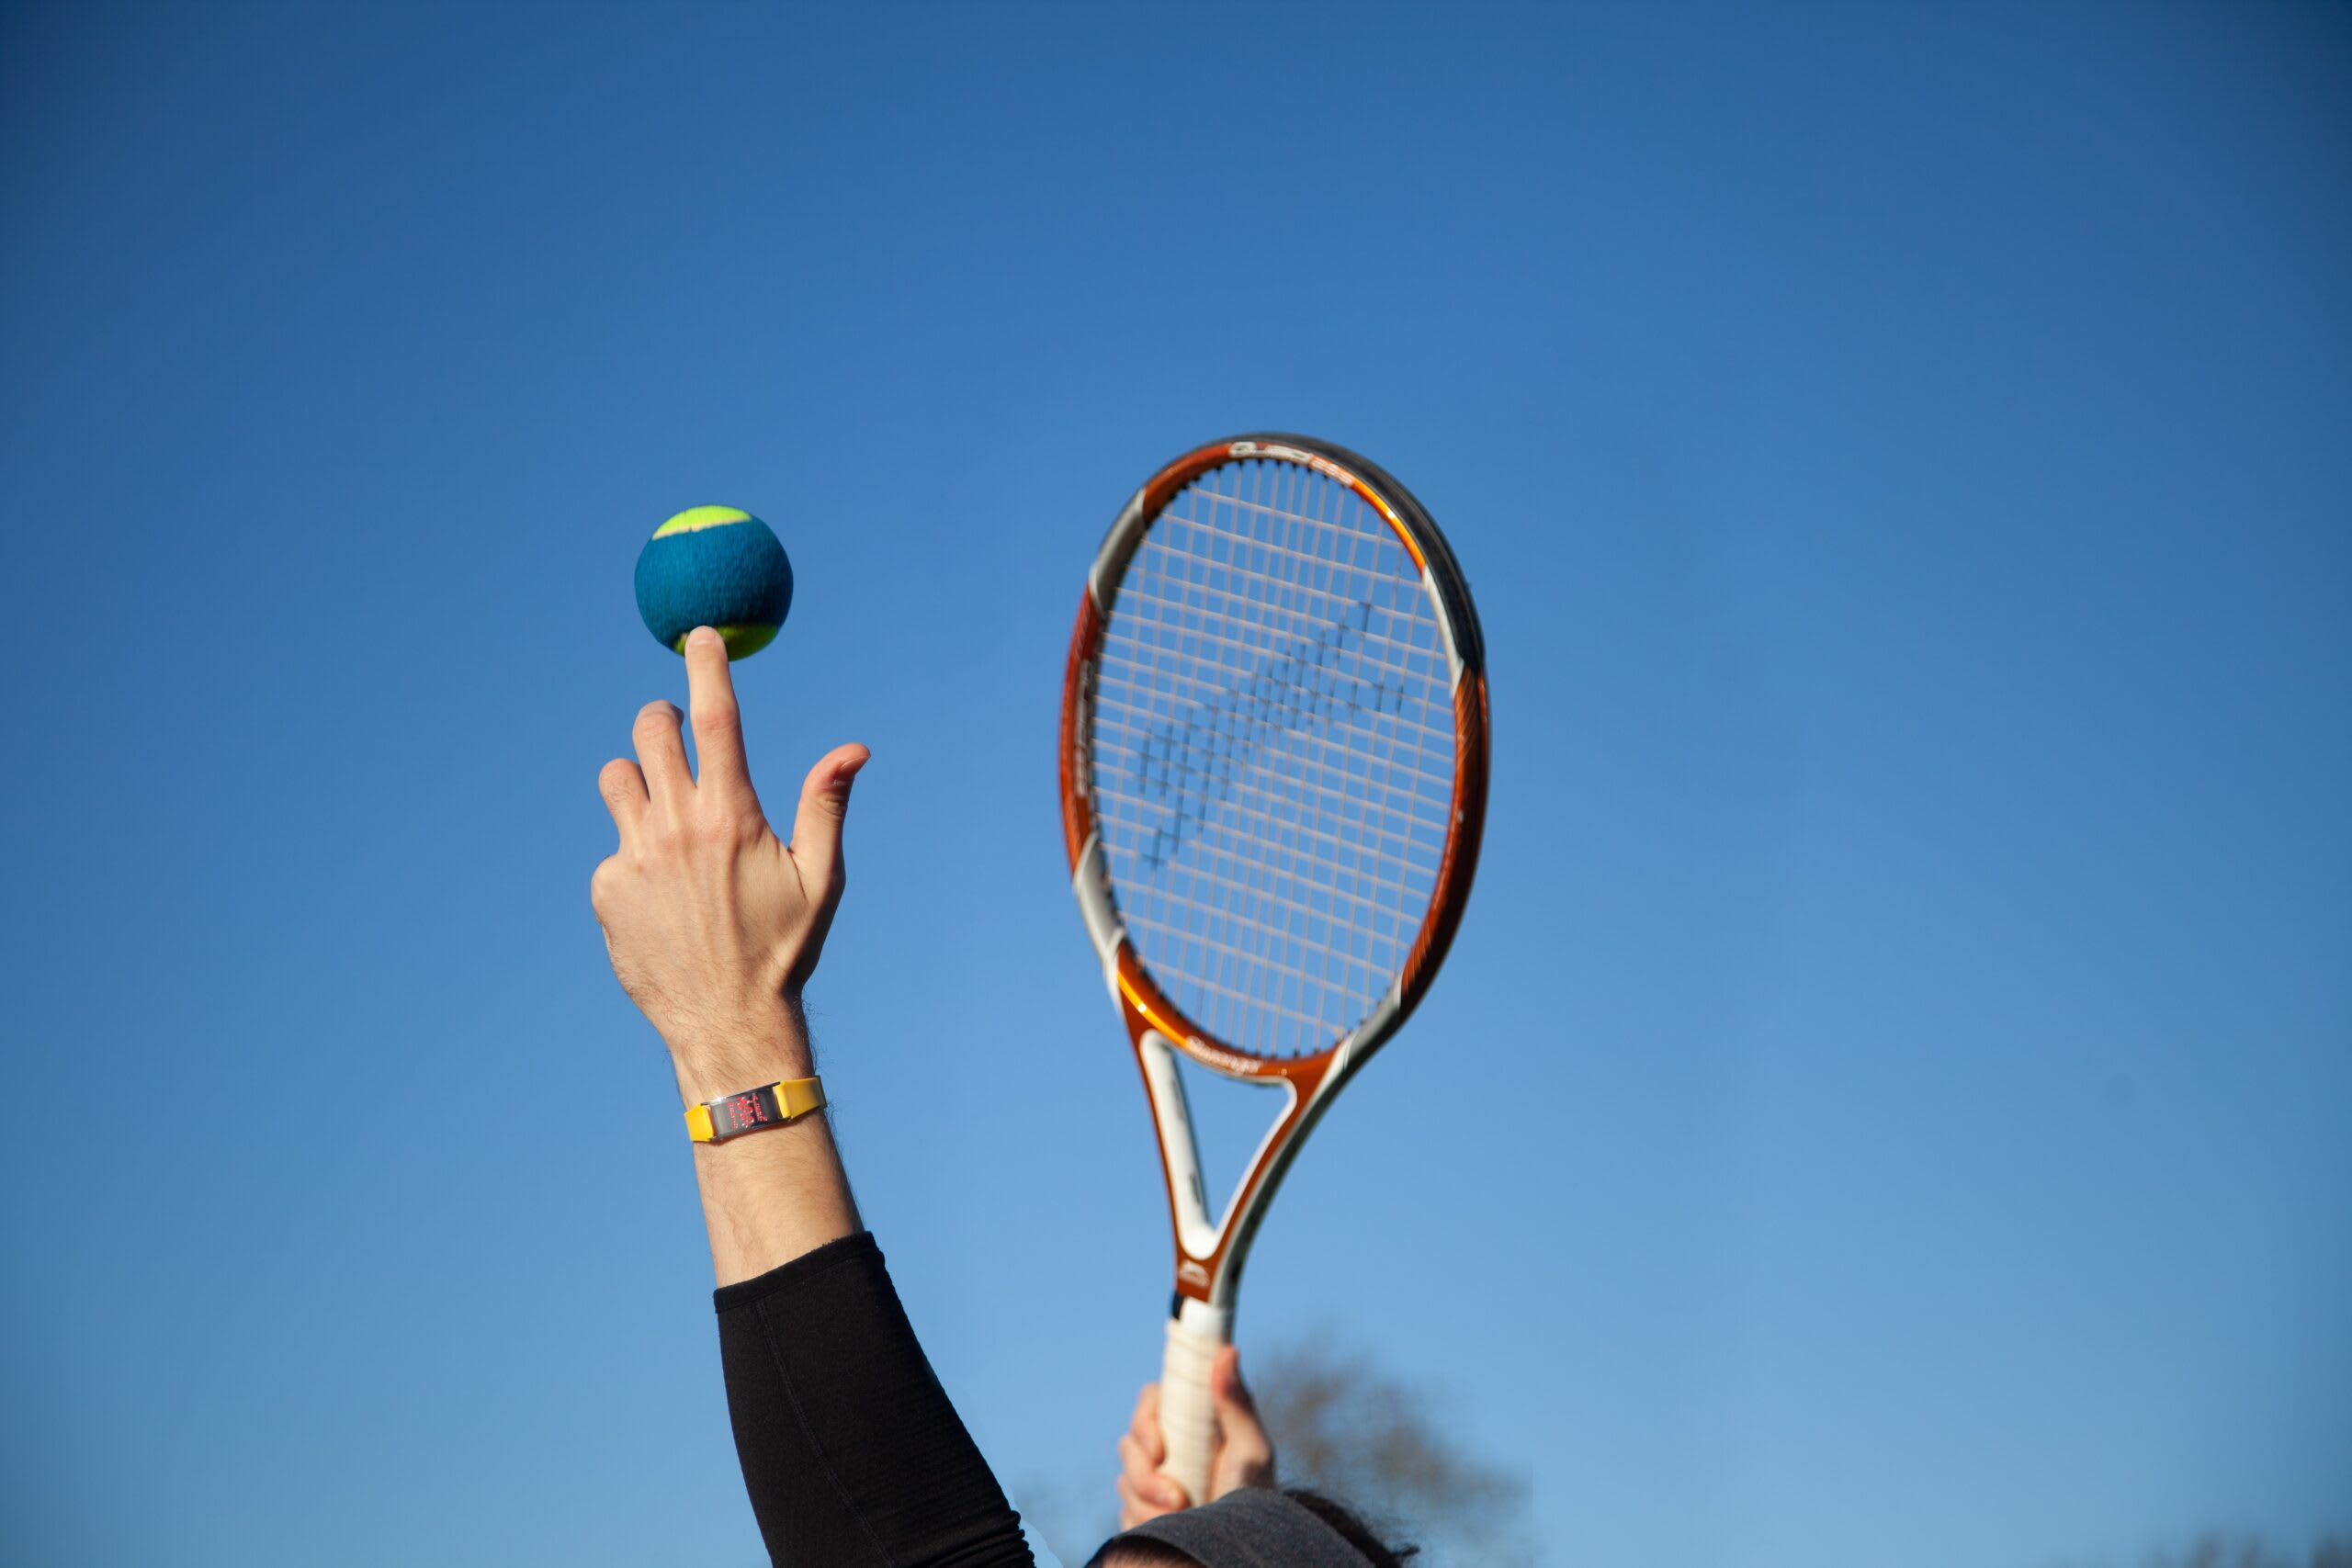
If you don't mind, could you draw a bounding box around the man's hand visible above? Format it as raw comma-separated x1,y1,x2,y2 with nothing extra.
591,626,868,1104
591,626,870,1283
1115,1346,1276,1527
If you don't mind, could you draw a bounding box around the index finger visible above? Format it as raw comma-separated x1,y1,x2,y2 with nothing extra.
682,626,753,802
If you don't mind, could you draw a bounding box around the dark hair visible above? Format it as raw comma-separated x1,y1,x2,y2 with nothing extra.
1089,1488,1419,1568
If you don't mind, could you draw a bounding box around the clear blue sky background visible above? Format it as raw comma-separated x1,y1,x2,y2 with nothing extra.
3,4,2346,1564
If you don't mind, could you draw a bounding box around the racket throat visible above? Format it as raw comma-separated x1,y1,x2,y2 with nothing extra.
1138,1030,1225,1263
1138,1029,1306,1304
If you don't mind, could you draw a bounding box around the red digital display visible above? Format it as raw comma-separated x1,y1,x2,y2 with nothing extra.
719,1091,773,1135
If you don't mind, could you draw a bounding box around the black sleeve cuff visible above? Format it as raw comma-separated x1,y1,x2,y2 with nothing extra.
713,1229,883,1315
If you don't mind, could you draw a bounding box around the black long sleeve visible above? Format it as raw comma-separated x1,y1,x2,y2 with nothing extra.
715,1232,1036,1567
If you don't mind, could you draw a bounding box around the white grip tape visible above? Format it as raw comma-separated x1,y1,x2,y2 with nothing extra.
1159,1314,1225,1507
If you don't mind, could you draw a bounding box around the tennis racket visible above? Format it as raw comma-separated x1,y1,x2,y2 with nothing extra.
1058,434,1490,1506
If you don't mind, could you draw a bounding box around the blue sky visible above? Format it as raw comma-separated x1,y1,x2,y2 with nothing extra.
2,3,2346,1564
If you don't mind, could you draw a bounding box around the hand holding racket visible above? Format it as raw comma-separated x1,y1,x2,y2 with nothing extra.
1116,1345,1274,1521
1059,434,1490,1506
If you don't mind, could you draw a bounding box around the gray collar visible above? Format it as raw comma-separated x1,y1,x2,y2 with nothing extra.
1097,1488,1376,1568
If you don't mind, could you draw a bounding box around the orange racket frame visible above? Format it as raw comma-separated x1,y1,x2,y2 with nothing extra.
1057,434,1490,1503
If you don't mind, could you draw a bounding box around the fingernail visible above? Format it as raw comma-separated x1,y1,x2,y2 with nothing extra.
687,626,721,650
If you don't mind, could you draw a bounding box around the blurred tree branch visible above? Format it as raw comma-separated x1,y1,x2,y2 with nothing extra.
2143,1536,2352,1568
2041,1533,2352,1568
1250,1337,1534,1567
1022,1334,1533,1566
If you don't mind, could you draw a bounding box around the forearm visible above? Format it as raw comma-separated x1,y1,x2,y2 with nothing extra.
688,1018,1028,1565
590,633,1017,1562
672,1000,860,1287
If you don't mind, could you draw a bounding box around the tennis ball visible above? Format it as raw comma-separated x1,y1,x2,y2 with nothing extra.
634,505,794,660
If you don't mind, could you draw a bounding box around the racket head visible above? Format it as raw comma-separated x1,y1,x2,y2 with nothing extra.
1062,434,1488,1090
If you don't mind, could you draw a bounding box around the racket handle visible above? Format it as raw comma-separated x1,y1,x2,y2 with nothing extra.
1159,1312,1226,1508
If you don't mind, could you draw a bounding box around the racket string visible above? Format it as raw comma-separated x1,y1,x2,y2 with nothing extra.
1090,457,1456,1059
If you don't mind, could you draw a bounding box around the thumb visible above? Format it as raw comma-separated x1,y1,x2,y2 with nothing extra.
791,743,870,890
1210,1347,1272,1479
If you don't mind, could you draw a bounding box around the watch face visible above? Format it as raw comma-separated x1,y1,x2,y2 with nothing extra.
716,1089,775,1138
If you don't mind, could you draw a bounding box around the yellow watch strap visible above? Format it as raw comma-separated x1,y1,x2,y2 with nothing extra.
685,1077,827,1144
772,1076,826,1121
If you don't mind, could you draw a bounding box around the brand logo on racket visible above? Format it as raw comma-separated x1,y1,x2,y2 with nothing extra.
1181,1037,1266,1077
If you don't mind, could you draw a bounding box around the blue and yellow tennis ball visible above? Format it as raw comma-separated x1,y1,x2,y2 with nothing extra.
634,506,794,660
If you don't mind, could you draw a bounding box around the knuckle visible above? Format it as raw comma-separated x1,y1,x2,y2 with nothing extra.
634,700,679,734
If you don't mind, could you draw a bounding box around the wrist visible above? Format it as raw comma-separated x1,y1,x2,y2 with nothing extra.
666,998,814,1107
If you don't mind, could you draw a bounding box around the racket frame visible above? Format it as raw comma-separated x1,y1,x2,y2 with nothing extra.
1059,434,1490,1336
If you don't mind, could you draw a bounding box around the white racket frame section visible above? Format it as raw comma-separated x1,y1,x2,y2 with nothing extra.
1065,434,1485,1507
